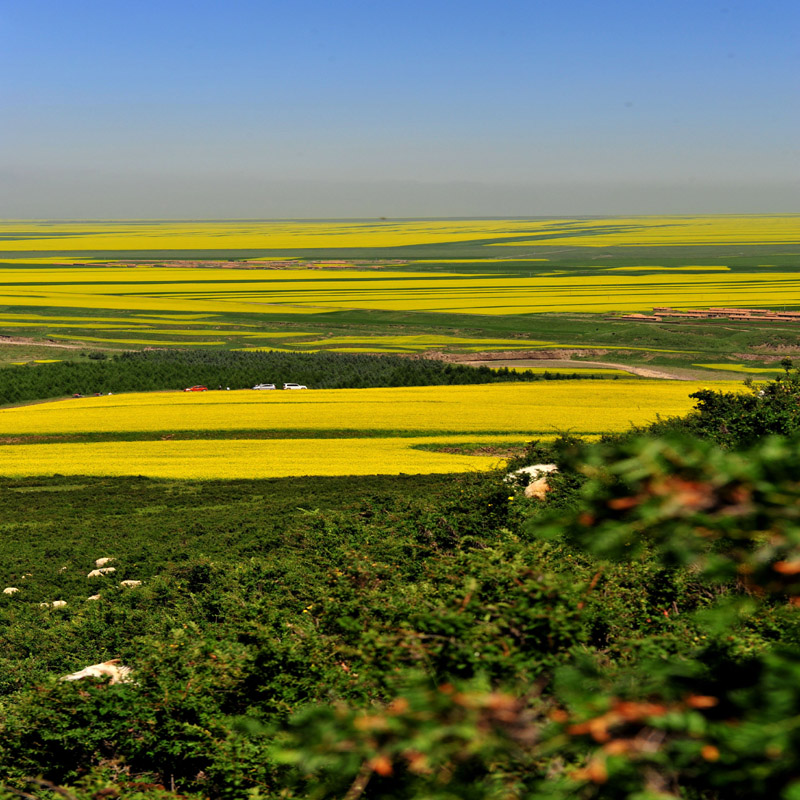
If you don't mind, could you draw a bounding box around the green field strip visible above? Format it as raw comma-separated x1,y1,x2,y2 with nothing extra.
692,363,783,373
0,429,572,445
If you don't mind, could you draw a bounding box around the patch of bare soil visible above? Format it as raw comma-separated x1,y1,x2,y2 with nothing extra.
743,345,800,356
432,444,525,458
0,435,60,444
733,353,784,362
0,336,113,350
574,361,693,380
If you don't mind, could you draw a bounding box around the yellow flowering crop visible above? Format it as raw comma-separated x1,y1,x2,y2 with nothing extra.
0,436,510,480
0,219,556,252
0,382,749,479
0,382,744,437
0,313,254,326
2,216,798,253
47,335,226,346
2,262,800,319
488,215,800,247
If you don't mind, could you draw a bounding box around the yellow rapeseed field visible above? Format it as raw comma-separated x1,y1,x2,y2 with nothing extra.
489,215,800,247
0,436,513,480
46,335,227,346
0,256,114,264
0,382,742,437
4,264,800,318
0,219,548,252
2,216,798,253
0,313,254,326
0,382,747,479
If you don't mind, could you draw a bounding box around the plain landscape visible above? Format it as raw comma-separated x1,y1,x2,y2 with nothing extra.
6,0,800,794
1,215,800,798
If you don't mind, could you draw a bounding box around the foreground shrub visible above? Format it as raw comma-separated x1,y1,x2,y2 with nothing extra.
6,369,800,797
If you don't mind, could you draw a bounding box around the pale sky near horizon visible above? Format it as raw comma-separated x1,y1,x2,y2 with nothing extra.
1,0,798,217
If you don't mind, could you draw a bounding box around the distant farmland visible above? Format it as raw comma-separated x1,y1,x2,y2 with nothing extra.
1,216,799,376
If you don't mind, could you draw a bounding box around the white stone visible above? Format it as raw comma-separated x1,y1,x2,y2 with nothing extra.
87,567,116,578
60,660,133,685
507,463,558,481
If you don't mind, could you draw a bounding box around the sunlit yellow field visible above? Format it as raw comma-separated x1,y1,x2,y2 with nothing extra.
2,263,800,319
488,215,800,247
1,216,798,252
0,219,543,251
0,436,513,480
0,313,256,326
0,381,739,437
0,382,744,478
47,335,227,346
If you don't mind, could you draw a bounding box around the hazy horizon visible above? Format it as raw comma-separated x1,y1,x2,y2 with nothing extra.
2,0,798,217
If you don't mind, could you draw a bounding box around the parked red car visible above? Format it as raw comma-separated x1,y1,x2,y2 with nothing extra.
183,385,208,392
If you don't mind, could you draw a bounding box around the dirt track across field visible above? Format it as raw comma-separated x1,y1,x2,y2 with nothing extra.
458,357,692,380
0,336,114,350
424,349,695,379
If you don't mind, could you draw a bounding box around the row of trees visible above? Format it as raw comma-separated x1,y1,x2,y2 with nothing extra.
0,348,602,404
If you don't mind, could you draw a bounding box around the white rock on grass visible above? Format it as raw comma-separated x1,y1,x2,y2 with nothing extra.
505,463,559,481
40,600,68,608
95,557,115,568
60,660,133,685
87,594,101,601
119,580,142,588
525,477,554,500
505,463,560,501
3,587,20,595
87,567,116,578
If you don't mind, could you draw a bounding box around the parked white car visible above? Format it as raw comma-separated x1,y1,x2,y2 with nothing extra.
283,383,308,390
252,383,277,390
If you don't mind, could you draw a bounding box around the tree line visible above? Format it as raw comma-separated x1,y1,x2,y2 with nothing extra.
0,348,603,404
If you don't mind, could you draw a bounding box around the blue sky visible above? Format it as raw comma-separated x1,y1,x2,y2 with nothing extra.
1,0,798,216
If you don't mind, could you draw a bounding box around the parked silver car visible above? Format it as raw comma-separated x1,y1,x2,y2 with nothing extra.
252,383,277,390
